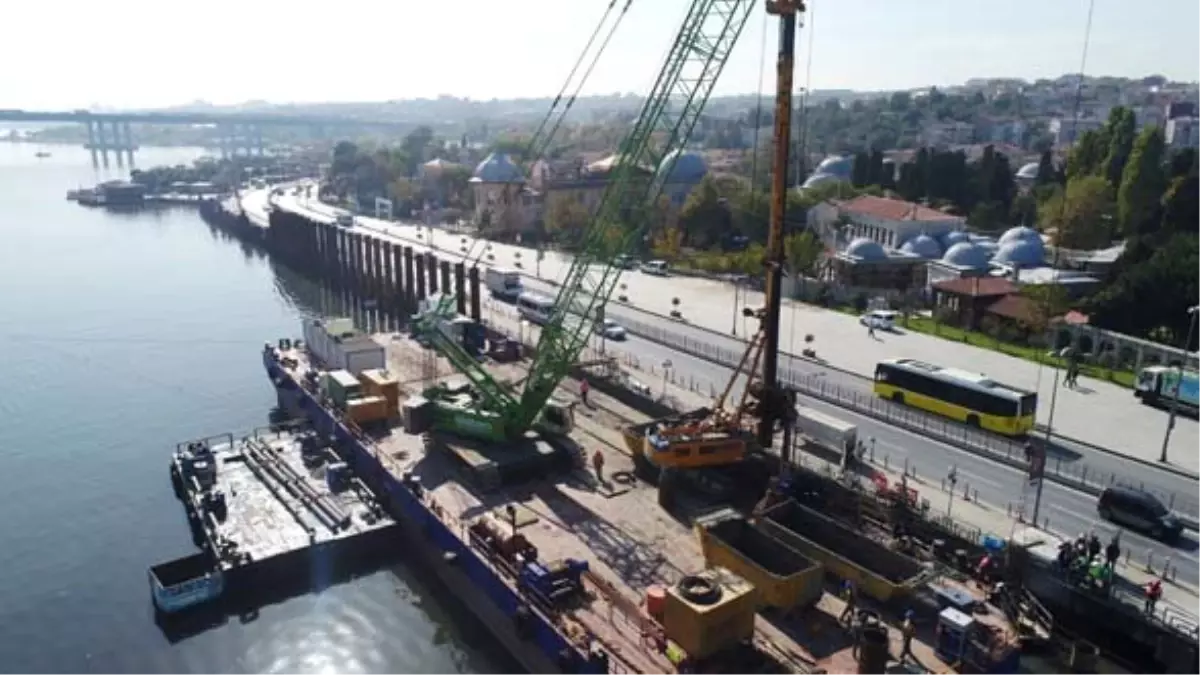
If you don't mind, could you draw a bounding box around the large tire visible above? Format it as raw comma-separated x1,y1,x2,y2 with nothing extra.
677,575,723,605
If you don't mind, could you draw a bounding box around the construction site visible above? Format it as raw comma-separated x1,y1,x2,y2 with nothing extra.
157,0,1200,672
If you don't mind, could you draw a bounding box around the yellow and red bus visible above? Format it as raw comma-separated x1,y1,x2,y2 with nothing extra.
873,358,1037,436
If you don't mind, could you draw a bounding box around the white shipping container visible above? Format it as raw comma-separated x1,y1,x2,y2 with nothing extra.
301,318,383,374
795,405,857,455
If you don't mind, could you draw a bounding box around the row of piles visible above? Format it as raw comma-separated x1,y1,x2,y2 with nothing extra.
266,210,484,323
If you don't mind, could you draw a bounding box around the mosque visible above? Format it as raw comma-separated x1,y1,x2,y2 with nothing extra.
466,149,709,238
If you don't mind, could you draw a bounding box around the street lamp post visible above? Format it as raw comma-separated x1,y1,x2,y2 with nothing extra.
1160,305,1200,463
1032,350,1062,528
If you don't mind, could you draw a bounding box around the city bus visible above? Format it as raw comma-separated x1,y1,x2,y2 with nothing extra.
516,292,555,325
873,358,1038,436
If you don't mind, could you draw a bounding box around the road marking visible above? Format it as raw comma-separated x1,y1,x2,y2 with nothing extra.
1045,503,1200,564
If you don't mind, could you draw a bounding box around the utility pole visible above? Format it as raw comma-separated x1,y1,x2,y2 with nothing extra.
756,0,804,449
1160,305,1199,463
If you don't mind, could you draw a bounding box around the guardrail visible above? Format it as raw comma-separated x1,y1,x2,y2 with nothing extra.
606,312,1200,529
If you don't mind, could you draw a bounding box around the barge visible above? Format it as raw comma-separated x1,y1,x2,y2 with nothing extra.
149,426,398,614
254,322,1024,674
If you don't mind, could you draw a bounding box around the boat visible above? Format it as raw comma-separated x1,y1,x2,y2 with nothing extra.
35,151,51,158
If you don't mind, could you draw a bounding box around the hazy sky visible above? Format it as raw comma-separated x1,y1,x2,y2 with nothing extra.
3,0,1196,110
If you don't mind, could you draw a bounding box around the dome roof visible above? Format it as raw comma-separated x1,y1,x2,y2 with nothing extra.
815,155,853,179
942,241,993,269
472,152,523,183
940,230,971,248
999,225,1043,246
993,239,1045,267
845,237,888,262
801,172,846,189
656,149,707,184
900,233,943,259
1015,162,1040,180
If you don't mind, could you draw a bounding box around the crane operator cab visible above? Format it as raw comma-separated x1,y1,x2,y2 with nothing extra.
537,398,576,437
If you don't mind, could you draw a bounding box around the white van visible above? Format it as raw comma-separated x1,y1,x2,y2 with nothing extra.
860,309,898,331
640,260,669,276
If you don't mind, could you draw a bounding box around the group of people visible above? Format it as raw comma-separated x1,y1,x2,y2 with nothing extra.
1056,531,1121,592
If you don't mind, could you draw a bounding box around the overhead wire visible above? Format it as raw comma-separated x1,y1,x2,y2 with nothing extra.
456,0,635,274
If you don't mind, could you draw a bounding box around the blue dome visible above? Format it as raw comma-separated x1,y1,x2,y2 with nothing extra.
815,155,853,180
1015,162,1040,180
993,239,1045,267
472,152,523,183
845,237,888,262
801,172,846,189
657,149,707,184
999,225,1043,246
900,234,943,259
942,242,993,269
940,230,971,248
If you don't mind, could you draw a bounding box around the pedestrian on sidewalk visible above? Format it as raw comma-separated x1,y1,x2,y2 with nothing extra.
1144,578,1163,614
580,378,590,407
592,448,605,484
1105,534,1122,568
838,581,857,627
899,610,916,662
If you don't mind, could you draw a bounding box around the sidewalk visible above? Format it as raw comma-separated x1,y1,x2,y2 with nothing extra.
859,456,1199,623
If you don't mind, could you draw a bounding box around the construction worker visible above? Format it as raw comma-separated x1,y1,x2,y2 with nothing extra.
838,581,857,627
899,610,916,662
1144,579,1163,614
1087,532,1102,562
592,449,605,484
580,378,590,406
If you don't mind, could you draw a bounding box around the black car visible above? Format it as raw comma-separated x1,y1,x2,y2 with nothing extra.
1097,486,1183,541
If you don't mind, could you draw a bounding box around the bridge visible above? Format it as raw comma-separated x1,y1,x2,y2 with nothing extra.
0,108,411,168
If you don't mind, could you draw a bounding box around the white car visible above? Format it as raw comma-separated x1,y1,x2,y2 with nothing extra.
596,318,627,340
860,310,898,331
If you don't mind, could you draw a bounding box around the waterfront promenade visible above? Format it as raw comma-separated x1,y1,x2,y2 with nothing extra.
258,187,1199,478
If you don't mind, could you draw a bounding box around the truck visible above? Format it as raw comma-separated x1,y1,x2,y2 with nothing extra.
1135,366,1199,411
484,267,523,302
793,405,859,469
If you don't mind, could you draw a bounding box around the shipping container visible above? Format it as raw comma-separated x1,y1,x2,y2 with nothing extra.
325,370,363,408
695,513,823,610
302,318,385,374
358,369,401,411
346,395,389,425
795,405,857,456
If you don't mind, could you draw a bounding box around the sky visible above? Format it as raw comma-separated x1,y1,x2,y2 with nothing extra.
2,0,1197,110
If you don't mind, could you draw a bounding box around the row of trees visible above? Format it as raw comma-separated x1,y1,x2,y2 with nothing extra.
327,129,475,217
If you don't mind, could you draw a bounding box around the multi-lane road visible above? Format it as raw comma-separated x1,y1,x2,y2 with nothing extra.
264,189,1200,588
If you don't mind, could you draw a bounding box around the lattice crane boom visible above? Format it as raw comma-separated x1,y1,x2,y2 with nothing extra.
512,0,757,433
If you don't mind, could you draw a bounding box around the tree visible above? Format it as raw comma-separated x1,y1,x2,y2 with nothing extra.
1160,172,1199,238
1101,107,1137,188
650,226,684,261
851,151,870,187
1034,149,1057,186
1066,128,1110,179
677,176,731,248
784,230,823,278
544,197,591,248
1117,126,1167,237
1038,175,1114,249
1020,284,1070,346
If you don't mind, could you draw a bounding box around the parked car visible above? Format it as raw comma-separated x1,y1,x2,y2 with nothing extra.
614,254,637,270
595,318,627,340
1097,486,1183,542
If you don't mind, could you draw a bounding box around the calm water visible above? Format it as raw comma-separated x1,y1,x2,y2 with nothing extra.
0,143,506,673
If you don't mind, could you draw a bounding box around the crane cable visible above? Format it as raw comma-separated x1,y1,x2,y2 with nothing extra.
456,0,635,273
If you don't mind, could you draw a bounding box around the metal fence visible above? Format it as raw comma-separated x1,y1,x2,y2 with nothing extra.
607,313,1200,526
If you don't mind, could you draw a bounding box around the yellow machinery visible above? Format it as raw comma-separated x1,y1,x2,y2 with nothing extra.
633,326,768,470
695,510,823,611
662,566,759,661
